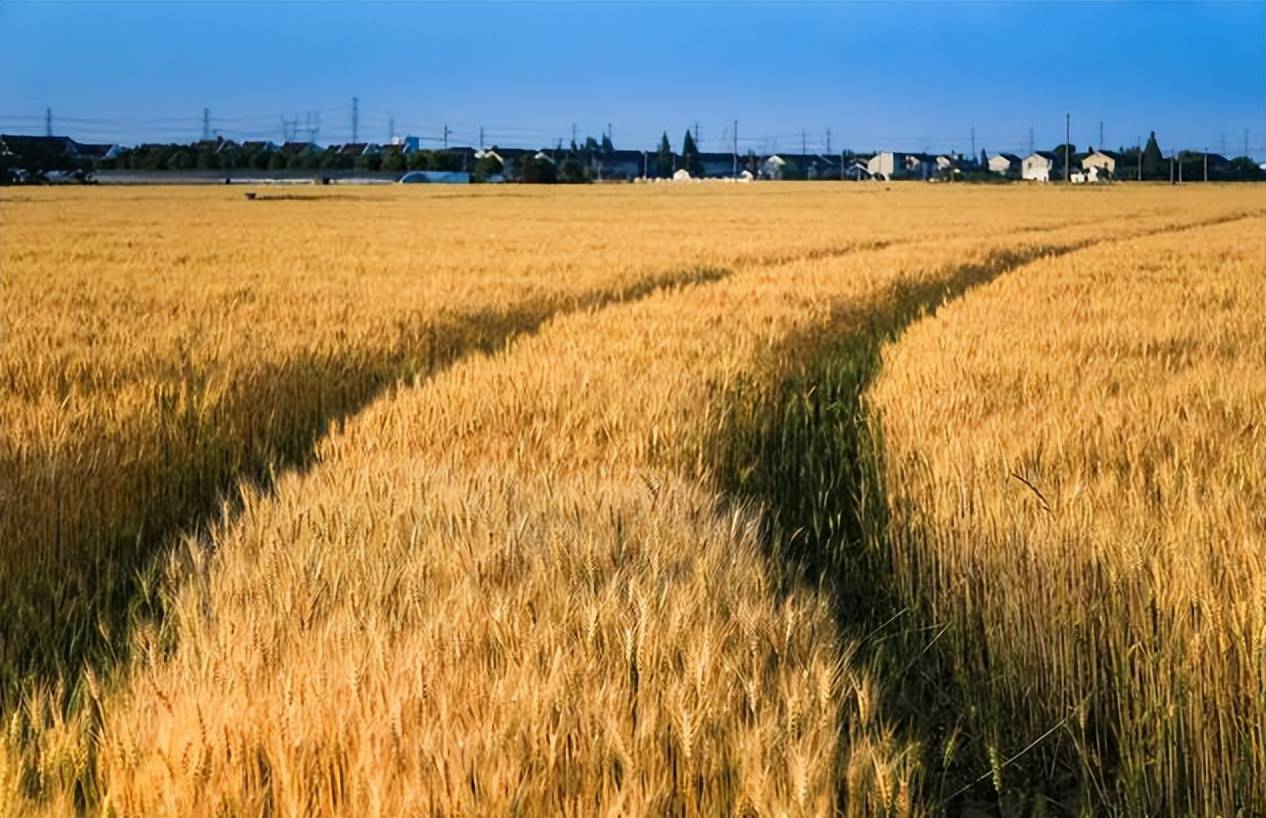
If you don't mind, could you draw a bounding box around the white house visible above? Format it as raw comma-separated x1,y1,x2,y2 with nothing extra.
1022,151,1062,182
843,159,871,180
988,153,1022,174
867,152,935,180
1081,149,1125,179
760,155,787,180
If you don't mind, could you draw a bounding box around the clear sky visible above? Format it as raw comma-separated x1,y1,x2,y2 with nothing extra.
2,1,1263,159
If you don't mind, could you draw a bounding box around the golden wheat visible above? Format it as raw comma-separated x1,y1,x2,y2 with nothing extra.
1,183,1261,816
871,214,1266,813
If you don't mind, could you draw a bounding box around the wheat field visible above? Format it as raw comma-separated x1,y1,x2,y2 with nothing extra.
1,184,1262,816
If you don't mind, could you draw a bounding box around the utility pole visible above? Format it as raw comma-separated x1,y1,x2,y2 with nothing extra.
1028,126,1034,156
1137,148,1142,182
826,127,831,156
732,119,738,177
571,123,576,147
45,107,52,136
479,126,485,150
1246,129,1251,159
202,108,210,141
1178,153,1183,183
351,97,359,144
388,117,395,144
1064,113,1070,183
607,122,612,145
1203,148,1208,182
694,121,700,145
1098,121,1103,150
970,124,975,157
443,124,450,149
801,128,806,159
1170,154,1175,184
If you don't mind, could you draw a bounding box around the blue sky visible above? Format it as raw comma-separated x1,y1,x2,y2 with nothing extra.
2,1,1263,158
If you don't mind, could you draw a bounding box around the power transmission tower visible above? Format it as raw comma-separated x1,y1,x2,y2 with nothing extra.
202,108,210,141
351,97,359,143
45,107,52,136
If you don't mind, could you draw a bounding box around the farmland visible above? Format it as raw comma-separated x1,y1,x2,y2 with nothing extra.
1,184,1262,816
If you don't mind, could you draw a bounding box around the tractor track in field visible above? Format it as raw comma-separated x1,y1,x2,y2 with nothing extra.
708,207,1264,815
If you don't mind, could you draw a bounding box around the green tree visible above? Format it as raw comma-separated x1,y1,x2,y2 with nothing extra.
515,154,556,183
472,155,502,182
682,130,702,177
655,132,674,178
382,149,406,173
558,156,588,183
196,150,221,171
1142,131,1164,179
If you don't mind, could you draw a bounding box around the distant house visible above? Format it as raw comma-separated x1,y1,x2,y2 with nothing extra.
279,141,321,158
760,154,787,180
935,154,959,171
240,141,276,154
696,152,738,178
596,150,644,180
843,159,872,180
193,138,236,155
1081,149,1127,179
397,136,424,154
75,142,122,160
337,143,381,157
1022,151,1063,181
781,154,837,180
867,152,935,180
988,152,1022,174
0,134,120,162
480,147,536,179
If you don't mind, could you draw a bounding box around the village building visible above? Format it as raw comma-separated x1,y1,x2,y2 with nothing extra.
1022,151,1063,181
988,152,1022,174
